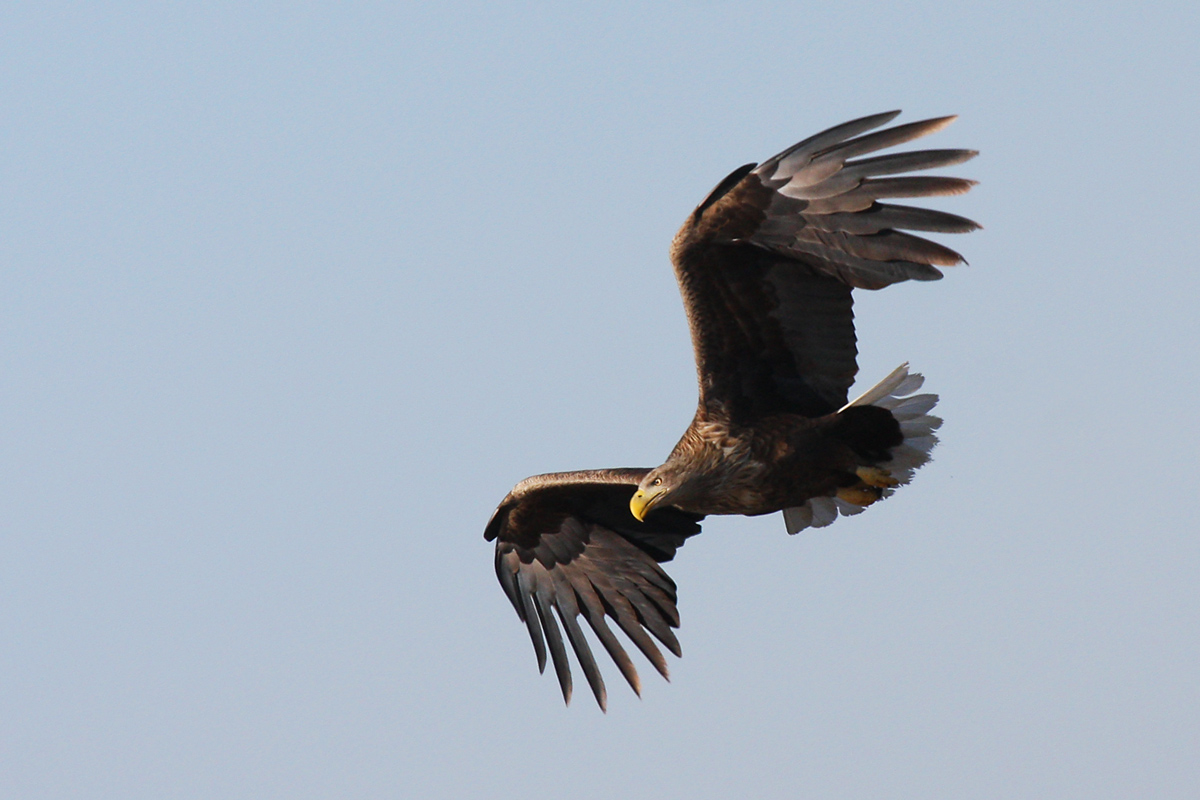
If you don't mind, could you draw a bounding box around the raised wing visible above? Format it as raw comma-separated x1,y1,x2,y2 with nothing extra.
485,469,704,710
671,111,979,422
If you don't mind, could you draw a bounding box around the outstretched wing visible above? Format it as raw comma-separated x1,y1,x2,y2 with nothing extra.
485,469,704,710
671,111,979,422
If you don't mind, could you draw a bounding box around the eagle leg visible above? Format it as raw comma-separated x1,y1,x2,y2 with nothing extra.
836,484,884,506
855,466,899,488
835,466,900,506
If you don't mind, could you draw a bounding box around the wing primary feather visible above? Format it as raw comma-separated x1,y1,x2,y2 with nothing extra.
852,176,978,199
619,575,681,633
513,565,547,673
636,580,683,628
607,578,675,649
559,611,606,711
815,115,958,160
613,614,671,679
637,606,682,658
619,557,679,598
564,566,643,696
783,239,946,286
584,612,642,697
494,548,523,616
801,179,978,214
811,229,965,266
760,110,902,177
550,575,608,711
534,584,573,705
809,204,981,235
591,576,671,678
840,149,978,181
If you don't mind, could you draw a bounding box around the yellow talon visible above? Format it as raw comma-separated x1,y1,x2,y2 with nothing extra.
855,466,898,488
837,485,882,506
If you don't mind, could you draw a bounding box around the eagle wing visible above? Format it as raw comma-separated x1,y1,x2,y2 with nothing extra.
485,469,704,710
672,111,979,421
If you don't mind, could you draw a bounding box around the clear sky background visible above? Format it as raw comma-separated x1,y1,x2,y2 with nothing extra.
4,2,1198,798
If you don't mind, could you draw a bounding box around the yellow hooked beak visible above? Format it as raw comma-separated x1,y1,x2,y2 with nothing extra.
629,484,667,522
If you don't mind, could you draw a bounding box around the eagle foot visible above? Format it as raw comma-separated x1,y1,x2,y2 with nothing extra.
837,485,884,506
855,466,899,488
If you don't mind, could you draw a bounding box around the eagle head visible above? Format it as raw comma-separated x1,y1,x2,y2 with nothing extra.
630,464,694,522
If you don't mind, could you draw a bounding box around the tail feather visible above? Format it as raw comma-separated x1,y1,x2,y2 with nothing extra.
840,362,918,410
784,364,941,535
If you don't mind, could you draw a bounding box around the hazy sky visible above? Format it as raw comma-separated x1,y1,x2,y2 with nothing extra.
4,2,1198,798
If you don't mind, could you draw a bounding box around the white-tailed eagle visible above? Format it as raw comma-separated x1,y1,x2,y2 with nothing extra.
485,111,979,709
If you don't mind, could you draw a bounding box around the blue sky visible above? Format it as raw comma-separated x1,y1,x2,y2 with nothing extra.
4,2,1198,798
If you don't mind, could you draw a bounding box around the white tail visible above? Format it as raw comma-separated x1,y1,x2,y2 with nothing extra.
783,363,942,534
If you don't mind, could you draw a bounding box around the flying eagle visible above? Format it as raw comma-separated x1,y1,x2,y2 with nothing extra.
484,111,979,709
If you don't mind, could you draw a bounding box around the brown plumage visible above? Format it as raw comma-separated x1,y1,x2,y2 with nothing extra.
485,111,979,709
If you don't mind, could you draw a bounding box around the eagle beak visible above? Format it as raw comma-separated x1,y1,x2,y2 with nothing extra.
629,485,666,522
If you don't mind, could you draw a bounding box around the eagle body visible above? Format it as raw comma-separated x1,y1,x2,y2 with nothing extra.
648,404,903,518
484,111,979,709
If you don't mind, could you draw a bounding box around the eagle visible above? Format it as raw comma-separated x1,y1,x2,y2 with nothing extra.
484,111,979,709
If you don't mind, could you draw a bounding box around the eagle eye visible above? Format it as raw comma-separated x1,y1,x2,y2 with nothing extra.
652,477,662,486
